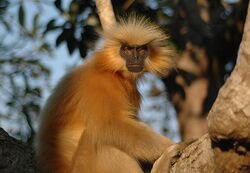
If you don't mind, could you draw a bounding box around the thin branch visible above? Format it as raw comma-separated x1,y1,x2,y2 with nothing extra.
122,0,135,10
95,0,116,31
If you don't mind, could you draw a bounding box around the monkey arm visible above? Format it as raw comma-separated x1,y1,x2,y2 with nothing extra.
111,118,175,162
88,115,175,162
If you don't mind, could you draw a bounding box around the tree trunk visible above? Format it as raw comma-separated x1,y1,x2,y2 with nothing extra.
158,2,250,172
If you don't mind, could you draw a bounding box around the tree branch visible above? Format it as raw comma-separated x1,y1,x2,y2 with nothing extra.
95,0,116,31
153,2,250,172
206,2,250,172
0,128,37,172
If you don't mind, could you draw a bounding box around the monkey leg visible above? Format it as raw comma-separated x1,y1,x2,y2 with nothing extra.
71,131,143,173
72,145,143,173
95,146,144,173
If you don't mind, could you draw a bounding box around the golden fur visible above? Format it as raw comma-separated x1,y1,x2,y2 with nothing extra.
37,16,174,173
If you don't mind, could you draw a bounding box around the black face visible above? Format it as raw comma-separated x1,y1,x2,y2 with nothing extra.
119,44,149,73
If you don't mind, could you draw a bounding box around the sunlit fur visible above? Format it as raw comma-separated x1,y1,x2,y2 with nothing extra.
97,15,174,78
36,16,174,173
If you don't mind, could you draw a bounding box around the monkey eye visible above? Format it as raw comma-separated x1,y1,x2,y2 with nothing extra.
121,45,133,51
120,45,133,56
137,45,147,54
136,45,149,58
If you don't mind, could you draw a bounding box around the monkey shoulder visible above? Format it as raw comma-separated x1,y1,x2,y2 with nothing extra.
56,64,122,101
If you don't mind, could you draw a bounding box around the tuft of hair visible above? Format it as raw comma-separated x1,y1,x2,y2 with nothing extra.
98,14,175,77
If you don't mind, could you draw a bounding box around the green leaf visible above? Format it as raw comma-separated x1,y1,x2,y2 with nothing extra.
18,4,25,27
6,101,14,107
32,88,42,97
0,0,9,15
32,13,40,37
39,43,52,53
54,0,64,13
30,103,40,114
56,28,70,47
43,19,61,34
79,43,87,58
66,36,77,54
2,19,11,31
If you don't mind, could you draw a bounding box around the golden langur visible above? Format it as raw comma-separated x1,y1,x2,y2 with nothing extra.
37,16,176,173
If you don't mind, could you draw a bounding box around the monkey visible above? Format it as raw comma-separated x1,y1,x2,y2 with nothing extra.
36,15,177,173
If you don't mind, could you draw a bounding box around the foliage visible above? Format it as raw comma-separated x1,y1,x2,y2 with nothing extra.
44,0,99,57
0,0,51,142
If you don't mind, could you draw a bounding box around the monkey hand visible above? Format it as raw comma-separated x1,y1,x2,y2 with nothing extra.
151,139,195,173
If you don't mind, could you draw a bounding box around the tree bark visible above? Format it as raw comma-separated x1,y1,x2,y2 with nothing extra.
95,0,116,31
171,134,214,172
0,128,37,173
156,2,250,172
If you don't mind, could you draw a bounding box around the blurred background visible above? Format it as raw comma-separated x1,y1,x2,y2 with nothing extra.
0,0,248,145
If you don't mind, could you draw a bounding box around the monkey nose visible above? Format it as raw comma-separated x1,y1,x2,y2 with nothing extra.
134,56,139,60
132,48,138,59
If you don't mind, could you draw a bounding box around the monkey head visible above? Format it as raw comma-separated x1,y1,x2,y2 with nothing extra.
98,15,175,78
120,44,149,73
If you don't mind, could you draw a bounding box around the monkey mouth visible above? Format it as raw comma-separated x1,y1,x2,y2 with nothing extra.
126,64,143,73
